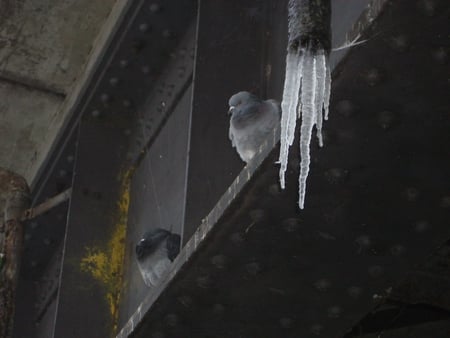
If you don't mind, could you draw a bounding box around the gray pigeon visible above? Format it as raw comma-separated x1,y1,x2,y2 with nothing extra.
228,91,280,163
135,228,181,287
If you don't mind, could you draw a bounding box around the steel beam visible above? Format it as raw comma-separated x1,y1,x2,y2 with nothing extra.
128,0,450,336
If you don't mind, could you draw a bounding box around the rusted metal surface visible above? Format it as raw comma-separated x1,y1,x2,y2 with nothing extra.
287,0,331,52
0,167,30,338
20,187,72,222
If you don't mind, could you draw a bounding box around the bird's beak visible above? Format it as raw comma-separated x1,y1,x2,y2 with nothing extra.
228,106,235,115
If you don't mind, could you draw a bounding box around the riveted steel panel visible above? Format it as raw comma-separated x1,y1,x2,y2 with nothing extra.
128,0,450,337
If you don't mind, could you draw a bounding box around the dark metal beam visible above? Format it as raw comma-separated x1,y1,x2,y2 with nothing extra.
128,0,450,336
183,0,273,244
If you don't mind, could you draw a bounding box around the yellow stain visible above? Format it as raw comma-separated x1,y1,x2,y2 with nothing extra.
80,169,131,335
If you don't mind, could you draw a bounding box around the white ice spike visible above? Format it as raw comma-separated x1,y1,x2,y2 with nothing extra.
298,51,316,209
278,45,331,210
279,51,303,189
324,56,331,121
314,51,326,147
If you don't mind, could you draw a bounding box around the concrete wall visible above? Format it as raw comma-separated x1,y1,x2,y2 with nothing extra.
0,0,117,182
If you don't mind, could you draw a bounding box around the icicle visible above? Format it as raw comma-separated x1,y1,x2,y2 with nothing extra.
324,57,331,121
314,51,326,147
279,51,303,189
280,0,331,210
298,51,316,209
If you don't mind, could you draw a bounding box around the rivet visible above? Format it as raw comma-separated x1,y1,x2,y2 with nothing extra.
119,59,129,68
364,68,383,86
245,262,262,275
377,111,398,130
390,244,406,256
368,265,384,278
355,235,371,252
335,99,357,117
249,209,265,222
210,255,227,269
179,48,187,56
327,306,341,318
164,313,178,327
310,324,323,335
440,196,450,208
268,183,281,196
66,155,74,163
151,331,165,338
196,275,212,288
230,232,244,244
282,218,300,233
100,93,109,103
414,220,430,233
149,3,160,12
389,35,409,52
213,303,225,315
109,77,119,86
347,286,362,299
139,23,150,32
177,295,193,308
324,168,348,184
403,187,420,202
91,110,100,118
432,47,448,64
279,317,293,329
418,0,437,16
314,278,331,292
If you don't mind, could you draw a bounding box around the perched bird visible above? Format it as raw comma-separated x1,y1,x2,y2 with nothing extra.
228,91,280,163
135,228,181,262
135,228,181,287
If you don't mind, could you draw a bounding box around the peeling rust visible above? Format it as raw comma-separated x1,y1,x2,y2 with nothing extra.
0,167,30,338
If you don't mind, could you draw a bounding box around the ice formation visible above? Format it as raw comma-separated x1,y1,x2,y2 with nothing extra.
279,0,331,210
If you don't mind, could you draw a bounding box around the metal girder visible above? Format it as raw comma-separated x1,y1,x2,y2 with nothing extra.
13,129,77,338
345,302,450,337
389,240,450,312
127,0,450,337
47,1,198,338
10,0,449,337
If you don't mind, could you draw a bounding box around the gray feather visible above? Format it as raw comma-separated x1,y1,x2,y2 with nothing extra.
228,91,280,163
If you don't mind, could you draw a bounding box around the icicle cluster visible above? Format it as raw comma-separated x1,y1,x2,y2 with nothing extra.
278,47,331,209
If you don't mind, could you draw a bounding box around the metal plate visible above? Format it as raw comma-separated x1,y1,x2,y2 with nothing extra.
128,0,450,337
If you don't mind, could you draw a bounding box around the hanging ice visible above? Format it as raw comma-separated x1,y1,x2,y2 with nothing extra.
279,0,331,209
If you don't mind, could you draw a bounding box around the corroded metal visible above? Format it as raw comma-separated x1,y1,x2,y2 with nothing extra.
288,0,332,52
0,167,30,338
20,187,72,222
